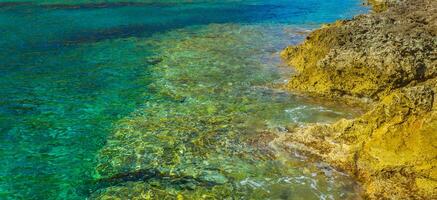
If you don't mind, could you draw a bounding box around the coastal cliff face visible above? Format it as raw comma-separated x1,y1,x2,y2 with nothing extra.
278,0,437,199
281,0,436,100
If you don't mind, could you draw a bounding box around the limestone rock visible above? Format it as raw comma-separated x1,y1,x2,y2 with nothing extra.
279,0,437,199
281,0,437,101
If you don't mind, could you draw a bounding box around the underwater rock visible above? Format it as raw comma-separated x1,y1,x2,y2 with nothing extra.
89,24,363,199
90,181,237,200
278,0,437,199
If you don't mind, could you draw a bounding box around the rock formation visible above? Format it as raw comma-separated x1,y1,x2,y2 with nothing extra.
277,0,436,199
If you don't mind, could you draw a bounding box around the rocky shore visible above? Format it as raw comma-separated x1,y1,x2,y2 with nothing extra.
277,0,436,199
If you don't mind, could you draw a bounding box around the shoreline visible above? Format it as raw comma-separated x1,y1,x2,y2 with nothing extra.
276,0,436,199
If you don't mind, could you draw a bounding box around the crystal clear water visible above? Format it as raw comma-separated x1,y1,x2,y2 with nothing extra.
0,1,368,199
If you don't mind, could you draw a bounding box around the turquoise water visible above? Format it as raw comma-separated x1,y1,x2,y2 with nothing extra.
0,1,368,199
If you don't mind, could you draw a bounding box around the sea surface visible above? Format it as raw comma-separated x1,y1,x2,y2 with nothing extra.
0,1,368,199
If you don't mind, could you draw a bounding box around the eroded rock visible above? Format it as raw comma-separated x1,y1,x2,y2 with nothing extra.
281,0,436,101
278,0,437,199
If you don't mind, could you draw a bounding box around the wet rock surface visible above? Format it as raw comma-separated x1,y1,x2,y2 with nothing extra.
278,0,437,199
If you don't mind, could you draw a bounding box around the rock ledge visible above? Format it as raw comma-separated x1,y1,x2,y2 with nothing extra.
278,0,436,199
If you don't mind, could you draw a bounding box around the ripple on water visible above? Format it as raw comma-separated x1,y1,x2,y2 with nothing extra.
0,1,369,199
90,24,362,199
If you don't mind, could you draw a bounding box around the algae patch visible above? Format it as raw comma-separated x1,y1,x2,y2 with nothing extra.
89,24,363,199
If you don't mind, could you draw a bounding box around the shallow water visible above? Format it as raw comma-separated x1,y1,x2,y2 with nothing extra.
0,1,368,199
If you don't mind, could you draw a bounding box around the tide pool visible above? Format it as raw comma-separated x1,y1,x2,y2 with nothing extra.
0,1,368,199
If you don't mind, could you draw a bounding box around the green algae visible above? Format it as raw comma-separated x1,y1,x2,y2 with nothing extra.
91,24,362,199
0,0,373,198
0,37,154,199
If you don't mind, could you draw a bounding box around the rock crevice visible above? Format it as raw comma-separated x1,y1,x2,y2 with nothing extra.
277,0,437,199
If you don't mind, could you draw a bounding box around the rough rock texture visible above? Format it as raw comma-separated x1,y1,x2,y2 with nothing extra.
367,0,398,12
277,0,437,199
281,0,436,101
276,80,437,199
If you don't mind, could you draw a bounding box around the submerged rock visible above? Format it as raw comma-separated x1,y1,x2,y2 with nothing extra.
278,0,437,199
90,24,362,199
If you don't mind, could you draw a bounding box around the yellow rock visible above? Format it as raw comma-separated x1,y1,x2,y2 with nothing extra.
277,0,437,199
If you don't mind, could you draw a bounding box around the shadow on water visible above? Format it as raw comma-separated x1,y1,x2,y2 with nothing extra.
1,2,309,50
